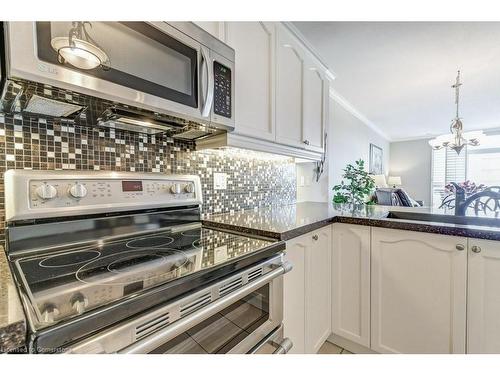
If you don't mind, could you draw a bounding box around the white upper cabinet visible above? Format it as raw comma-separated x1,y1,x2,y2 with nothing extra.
224,22,276,141
275,24,328,152
194,22,330,159
331,223,371,347
371,228,467,354
275,24,305,149
467,238,500,353
192,22,224,39
302,54,328,153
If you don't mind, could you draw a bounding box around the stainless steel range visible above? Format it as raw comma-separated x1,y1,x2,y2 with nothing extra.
4,170,292,354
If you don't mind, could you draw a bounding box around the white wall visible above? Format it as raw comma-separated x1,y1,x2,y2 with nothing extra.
389,139,432,205
326,98,391,202
296,161,329,202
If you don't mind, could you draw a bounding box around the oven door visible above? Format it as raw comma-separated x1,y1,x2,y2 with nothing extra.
67,255,290,354
4,22,226,127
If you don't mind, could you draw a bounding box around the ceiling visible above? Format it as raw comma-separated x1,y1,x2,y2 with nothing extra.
293,22,500,141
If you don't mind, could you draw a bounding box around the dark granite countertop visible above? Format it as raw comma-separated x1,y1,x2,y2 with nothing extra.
0,246,26,353
202,202,500,241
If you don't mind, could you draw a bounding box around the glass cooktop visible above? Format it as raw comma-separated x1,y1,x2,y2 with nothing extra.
15,224,276,329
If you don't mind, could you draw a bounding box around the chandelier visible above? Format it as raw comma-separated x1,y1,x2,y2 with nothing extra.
428,70,484,155
51,22,110,70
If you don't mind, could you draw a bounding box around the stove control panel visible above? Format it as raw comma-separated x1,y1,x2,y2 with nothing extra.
5,170,202,221
29,179,197,208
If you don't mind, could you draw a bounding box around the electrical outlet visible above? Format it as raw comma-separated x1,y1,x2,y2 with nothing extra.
299,175,305,187
214,172,227,190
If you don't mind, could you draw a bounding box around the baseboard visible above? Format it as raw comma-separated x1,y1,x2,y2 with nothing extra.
327,333,379,354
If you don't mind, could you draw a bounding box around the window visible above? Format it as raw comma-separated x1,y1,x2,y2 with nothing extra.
431,133,500,207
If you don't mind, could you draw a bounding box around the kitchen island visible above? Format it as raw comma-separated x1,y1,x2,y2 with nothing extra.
205,202,500,354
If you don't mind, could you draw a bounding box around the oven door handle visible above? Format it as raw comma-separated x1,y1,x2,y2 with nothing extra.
200,46,214,118
119,260,292,354
273,338,293,354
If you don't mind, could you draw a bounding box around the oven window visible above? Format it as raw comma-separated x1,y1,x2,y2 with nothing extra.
35,22,198,107
150,285,270,354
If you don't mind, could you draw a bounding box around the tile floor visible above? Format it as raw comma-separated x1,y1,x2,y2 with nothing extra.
317,341,353,354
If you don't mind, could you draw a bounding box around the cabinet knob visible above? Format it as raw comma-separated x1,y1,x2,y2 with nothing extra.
471,245,482,253
303,140,310,145
455,244,465,251
312,234,319,241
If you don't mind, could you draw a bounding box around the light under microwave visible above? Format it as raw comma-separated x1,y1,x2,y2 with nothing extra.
2,22,235,132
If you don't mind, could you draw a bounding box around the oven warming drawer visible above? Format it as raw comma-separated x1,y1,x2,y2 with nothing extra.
249,325,293,354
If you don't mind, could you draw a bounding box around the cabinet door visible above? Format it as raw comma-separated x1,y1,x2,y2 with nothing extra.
468,238,500,353
331,223,370,347
225,22,276,141
302,54,328,153
275,25,305,149
283,235,307,354
193,22,224,39
371,228,467,353
305,226,332,353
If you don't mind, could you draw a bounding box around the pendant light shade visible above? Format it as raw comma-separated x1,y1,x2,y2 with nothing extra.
51,22,110,71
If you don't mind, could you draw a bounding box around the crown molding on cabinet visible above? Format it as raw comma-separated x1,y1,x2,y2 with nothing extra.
282,22,336,82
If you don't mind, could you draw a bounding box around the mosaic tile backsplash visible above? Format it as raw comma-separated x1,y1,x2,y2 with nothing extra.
0,112,296,243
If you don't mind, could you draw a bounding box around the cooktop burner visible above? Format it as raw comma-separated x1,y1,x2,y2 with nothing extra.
181,229,201,237
14,224,276,328
39,250,101,268
76,249,188,285
125,236,174,249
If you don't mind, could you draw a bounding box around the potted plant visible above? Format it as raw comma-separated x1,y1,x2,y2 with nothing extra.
333,159,375,207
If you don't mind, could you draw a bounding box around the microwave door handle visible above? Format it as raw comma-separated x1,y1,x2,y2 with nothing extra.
200,46,214,118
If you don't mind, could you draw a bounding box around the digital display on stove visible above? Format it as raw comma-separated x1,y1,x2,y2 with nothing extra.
122,181,143,192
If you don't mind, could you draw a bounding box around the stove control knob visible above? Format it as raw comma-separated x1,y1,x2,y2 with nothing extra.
36,184,57,200
40,303,60,323
184,184,194,194
69,183,88,199
170,183,182,194
70,293,89,314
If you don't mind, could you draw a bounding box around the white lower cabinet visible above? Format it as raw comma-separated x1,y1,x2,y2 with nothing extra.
331,223,370,347
467,238,500,353
305,226,332,353
283,225,332,353
283,235,307,354
371,228,467,353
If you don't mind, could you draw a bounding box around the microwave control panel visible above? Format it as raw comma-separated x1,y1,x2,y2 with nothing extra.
213,61,232,118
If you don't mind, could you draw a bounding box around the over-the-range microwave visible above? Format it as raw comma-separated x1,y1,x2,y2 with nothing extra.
1,22,235,132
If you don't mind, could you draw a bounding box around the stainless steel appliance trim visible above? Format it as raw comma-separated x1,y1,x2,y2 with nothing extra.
4,169,203,222
66,255,290,354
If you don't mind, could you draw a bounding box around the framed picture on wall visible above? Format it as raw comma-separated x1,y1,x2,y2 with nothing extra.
369,143,383,174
